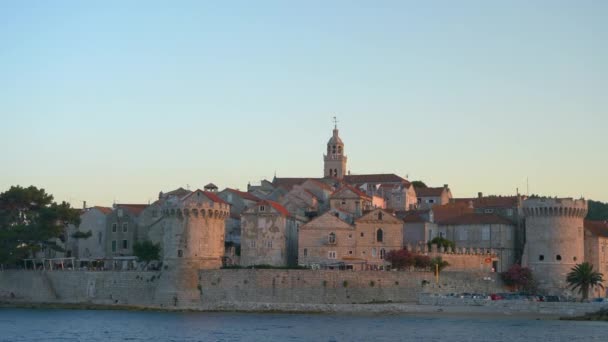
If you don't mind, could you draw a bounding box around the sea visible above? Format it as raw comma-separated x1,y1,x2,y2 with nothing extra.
0,308,605,342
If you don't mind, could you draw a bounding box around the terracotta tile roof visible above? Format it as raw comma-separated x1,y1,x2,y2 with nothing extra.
584,220,608,238
403,213,427,223
224,188,260,202
257,200,290,217
437,213,514,225
272,177,314,190
181,190,229,205
92,206,112,215
331,184,371,200
453,196,520,209
343,173,406,184
433,202,474,222
415,187,445,197
305,178,334,191
115,204,148,216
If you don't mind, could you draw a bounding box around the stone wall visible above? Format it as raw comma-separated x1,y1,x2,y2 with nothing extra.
197,270,503,305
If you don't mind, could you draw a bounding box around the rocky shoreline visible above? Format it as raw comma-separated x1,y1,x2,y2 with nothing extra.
4,300,601,320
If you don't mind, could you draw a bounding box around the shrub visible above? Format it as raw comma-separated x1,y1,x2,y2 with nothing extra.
427,237,455,251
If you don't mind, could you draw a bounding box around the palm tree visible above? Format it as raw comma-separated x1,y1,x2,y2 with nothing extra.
566,262,605,301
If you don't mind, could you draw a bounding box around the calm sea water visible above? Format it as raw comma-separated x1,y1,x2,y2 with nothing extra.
0,308,605,342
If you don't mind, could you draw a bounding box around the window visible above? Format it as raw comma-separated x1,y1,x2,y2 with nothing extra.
380,248,386,259
539,255,544,261
573,256,577,261
482,226,490,241
328,232,336,244
360,232,364,237
556,255,562,261
484,209,494,214
249,240,256,248
506,209,513,217
372,248,377,257
341,201,346,205
378,212,383,220
111,240,117,252
348,234,352,239
376,228,384,242
266,240,273,248
506,227,512,240
122,223,128,233
98,232,102,245
259,205,265,212
428,199,435,204
122,240,128,249
349,250,353,255
178,250,183,257
303,248,308,257
328,251,337,259
112,223,117,233
458,227,468,240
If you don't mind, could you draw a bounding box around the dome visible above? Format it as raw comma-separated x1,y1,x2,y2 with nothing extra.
327,129,343,145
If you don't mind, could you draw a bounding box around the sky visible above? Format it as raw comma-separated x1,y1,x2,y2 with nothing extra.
1,0,607,206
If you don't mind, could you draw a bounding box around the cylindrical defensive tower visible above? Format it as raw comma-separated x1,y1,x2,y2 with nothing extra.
522,198,587,295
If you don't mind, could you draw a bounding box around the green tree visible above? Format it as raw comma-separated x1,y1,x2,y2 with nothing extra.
430,256,450,273
412,181,427,188
0,185,80,266
133,240,161,266
587,200,608,221
427,237,455,251
566,262,605,301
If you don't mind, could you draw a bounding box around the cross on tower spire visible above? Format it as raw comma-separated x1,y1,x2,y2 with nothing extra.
333,116,338,129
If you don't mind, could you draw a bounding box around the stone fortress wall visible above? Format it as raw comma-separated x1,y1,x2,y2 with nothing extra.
522,198,588,295
0,269,502,308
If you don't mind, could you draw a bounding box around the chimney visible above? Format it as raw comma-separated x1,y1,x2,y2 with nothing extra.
83,201,87,209
478,192,483,199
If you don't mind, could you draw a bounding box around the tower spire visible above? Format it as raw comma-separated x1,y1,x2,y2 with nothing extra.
333,116,338,130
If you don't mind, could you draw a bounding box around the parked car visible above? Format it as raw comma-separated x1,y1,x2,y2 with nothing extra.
490,293,505,300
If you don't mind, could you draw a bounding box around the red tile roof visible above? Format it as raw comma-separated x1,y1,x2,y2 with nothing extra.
331,184,371,200
115,204,148,216
433,202,475,222
344,173,407,184
415,187,446,197
257,200,290,217
92,206,112,215
453,196,520,209
437,213,514,225
225,188,260,202
584,220,608,238
403,213,427,223
181,190,229,205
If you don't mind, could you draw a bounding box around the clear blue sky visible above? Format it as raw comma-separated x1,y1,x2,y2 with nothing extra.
1,1,606,206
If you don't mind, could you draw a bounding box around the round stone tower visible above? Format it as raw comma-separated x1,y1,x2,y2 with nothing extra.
522,198,588,294
161,190,230,270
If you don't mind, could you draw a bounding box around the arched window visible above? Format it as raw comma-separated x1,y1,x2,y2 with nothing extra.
376,229,383,242
328,232,336,244
332,145,336,154
556,255,562,261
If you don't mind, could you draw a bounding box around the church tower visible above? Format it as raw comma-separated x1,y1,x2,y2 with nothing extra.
323,117,347,179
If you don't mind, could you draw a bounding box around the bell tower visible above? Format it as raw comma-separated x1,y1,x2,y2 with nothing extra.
323,117,347,179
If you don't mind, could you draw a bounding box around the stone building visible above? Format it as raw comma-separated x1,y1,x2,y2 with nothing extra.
298,211,356,267
416,185,452,209
105,204,148,258
159,189,229,269
522,198,588,295
240,200,301,267
323,123,347,179
298,209,404,270
217,188,260,246
343,173,417,211
329,185,373,217
401,209,438,248
436,213,516,272
75,206,112,260
584,220,608,297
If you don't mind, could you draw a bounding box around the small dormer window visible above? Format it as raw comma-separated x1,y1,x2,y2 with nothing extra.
260,205,265,212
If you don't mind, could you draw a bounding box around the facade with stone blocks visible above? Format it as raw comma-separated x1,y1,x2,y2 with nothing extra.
240,200,301,267
522,198,588,295
75,206,112,260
